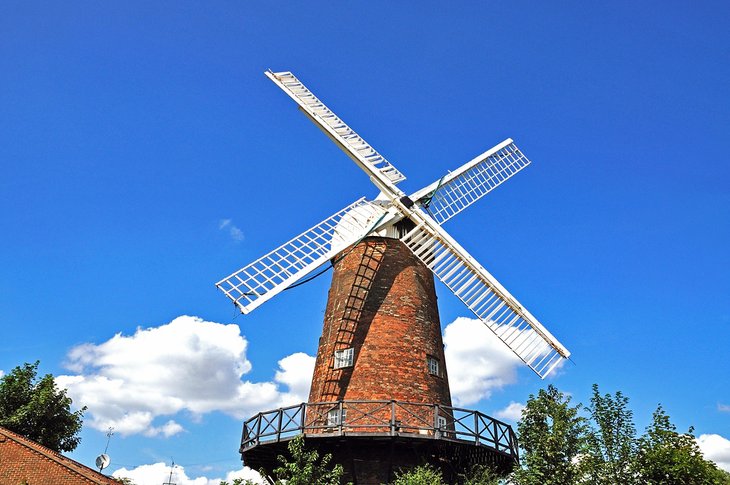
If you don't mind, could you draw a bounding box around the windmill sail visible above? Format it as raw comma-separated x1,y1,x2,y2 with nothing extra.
410,139,531,225
400,218,570,378
220,70,571,379
217,198,389,314
266,71,406,186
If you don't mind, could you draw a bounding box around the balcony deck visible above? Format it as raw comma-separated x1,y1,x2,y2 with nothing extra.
240,400,519,479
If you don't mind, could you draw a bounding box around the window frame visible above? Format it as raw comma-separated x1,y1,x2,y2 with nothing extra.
427,355,440,377
327,408,347,426
333,347,355,369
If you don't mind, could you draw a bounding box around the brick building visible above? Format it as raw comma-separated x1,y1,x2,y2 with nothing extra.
241,238,519,484
308,238,452,407
0,425,117,485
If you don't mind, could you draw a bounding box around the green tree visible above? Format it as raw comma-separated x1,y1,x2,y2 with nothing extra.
582,384,637,484
267,434,348,485
635,405,730,485
113,478,138,485
711,468,730,484
387,463,502,485
0,361,86,452
459,464,502,485
513,385,730,485
219,479,257,485
512,384,588,485
390,464,443,485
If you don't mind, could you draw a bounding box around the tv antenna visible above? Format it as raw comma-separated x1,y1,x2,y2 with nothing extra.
162,459,176,485
95,427,114,473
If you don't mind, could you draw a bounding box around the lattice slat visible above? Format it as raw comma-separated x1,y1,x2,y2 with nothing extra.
410,139,530,224
266,71,406,185
216,198,386,314
400,222,569,378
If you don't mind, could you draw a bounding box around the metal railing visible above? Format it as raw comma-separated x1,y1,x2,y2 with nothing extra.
241,400,518,459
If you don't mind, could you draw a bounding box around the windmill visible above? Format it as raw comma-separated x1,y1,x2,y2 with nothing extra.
217,71,570,484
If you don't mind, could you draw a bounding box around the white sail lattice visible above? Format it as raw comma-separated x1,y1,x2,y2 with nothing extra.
216,70,571,379
266,71,406,185
401,221,568,378
411,139,531,224
217,198,387,314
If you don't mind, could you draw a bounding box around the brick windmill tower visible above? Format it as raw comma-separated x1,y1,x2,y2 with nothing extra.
216,71,571,484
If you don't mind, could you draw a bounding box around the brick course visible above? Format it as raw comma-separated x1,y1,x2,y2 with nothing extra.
308,237,452,407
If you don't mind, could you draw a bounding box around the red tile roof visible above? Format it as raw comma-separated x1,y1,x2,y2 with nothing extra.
0,425,117,484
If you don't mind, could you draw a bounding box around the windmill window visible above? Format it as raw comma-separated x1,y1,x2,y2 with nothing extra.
334,348,354,369
427,355,440,376
437,416,447,429
327,408,347,426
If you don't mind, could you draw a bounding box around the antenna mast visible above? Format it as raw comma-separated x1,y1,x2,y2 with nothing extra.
96,427,114,473
103,427,114,454
162,459,176,485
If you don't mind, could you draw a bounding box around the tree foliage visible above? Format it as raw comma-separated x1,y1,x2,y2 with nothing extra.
634,405,730,485
266,435,348,485
391,464,444,485
113,478,138,485
459,464,502,485
512,384,588,485
389,464,501,485
219,479,257,485
0,361,86,452
513,384,730,485
582,384,637,484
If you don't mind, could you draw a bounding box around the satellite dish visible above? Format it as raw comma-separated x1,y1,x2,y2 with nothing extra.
96,453,110,471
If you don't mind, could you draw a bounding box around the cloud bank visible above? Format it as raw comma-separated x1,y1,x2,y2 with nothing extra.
443,317,523,406
56,316,314,436
698,433,730,472
113,463,263,485
494,401,526,422
55,315,551,436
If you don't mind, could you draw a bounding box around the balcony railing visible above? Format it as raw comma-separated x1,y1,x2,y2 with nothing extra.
241,400,518,459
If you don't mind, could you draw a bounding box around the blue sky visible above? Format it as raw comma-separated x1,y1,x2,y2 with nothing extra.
1,1,729,482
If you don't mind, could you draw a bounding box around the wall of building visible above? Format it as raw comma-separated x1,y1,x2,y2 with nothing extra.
308,237,452,407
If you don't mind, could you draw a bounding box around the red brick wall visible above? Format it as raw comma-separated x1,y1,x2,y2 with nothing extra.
308,237,452,407
0,429,116,485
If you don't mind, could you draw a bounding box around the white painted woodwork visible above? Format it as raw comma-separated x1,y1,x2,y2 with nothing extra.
266,71,406,186
216,199,387,314
410,139,531,224
217,70,571,379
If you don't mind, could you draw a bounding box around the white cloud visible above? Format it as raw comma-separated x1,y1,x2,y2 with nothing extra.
719,403,730,413
494,401,525,422
443,317,563,406
443,317,522,406
229,226,244,241
152,419,184,437
274,352,317,406
219,219,245,242
0,370,4,378
56,315,314,436
112,463,264,485
698,434,730,472
219,467,265,484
